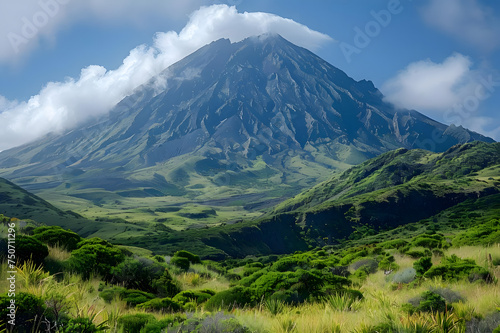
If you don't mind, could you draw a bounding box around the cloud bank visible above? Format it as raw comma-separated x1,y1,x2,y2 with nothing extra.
382,53,476,112
0,5,332,151
420,0,500,52
382,53,500,140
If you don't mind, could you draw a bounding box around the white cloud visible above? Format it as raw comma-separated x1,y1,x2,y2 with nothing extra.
0,4,332,151
0,0,204,64
382,53,500,141
420,0,500,52
381,53,477,113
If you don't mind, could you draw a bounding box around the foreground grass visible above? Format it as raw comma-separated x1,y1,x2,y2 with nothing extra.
4,244,499,332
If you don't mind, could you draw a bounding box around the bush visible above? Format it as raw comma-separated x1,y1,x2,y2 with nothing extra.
136,297,183,313
153,255,165,262
378,239,408,249
204,286,255,311
424,255,493,282
172,290,214,305
0,292,45,333
166,312,250,333
152,268,182,297
170,256,190,271
406,291,449,314
350,258,378,273
412,237,441,249
32,226,81,251
60,317,108,333
16,235,49,265
99,286,155,306
391,268,416,284
117,314,156,333
69,243,125,280
111,258,164,293
174,250,201,264
405,249,432,258
413,257,432,276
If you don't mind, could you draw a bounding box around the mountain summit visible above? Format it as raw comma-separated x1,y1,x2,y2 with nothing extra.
0,34,493,211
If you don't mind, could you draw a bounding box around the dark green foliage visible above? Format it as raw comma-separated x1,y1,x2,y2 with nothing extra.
0,292,45,333
99,286,155,306
111,258,164,293
271,257,305,272
152,268,182,298
378,239,409,249
412,237,441,249
339,249,368,266
413,257,433,276
351,258,378,273
153,254,165,262
170,256,190,271
139,315,186,333
68,243,125,280
424,255,494,282
60,317,108,333
204,286,256,311
406,291,449,314
172,290,214,305
453,219,500,246
76,237,113,248
136,297,183,313
15,235,49,265
243,266,263,277
405,249,432,259
117,314,156,333
166,312,251,333
32,226,81,251
174,250,201,264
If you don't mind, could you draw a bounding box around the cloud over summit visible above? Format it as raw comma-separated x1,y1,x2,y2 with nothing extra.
0,5,332,151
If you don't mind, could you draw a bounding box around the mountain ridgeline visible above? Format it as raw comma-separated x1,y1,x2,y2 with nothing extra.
0,34,493,211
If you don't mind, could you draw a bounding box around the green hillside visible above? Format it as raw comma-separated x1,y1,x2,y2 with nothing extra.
112,142,500,258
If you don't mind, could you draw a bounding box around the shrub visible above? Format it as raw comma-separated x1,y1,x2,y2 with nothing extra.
32,226,81,251
152,268,182,297
60,317,108,333
170,256,190,271
166,312,250,333
16,235,49,265
174,250,201,264
111,258,164,293
378,239,408,249
243,266,262,277
271,257,304,272
172,290,214,305
136,298,183,313
0,292,45,333
391,268,416,284
412,237,441,249
68,243,124,280
153,255,165,262
350,258,378,273
430,287,464,303
99,286,155,306
117,314,156,333
406,291,449,314
405,249,432,258
204,286,255,311
424,255,493,282
413,257,432,276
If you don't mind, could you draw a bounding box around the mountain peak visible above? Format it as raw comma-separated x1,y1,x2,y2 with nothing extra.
0,34,493,200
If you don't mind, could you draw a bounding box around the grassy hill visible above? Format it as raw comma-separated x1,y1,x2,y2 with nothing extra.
1,142,498,260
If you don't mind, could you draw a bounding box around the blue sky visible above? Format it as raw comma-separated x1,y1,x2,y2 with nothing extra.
0,0,499,150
